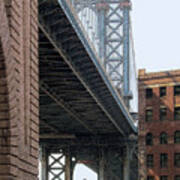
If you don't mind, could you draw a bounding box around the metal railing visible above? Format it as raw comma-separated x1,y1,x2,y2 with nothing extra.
68,0,100,55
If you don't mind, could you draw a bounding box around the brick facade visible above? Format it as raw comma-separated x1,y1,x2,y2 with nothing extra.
0,0,39,179
138,69,180,180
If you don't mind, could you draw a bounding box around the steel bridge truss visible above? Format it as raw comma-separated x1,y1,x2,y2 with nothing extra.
70,0,131,102
40,142,138,180
48,152,66,180
38,0,138,179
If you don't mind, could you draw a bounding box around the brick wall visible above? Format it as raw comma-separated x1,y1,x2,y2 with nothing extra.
0,0,39,179
138,69,180,180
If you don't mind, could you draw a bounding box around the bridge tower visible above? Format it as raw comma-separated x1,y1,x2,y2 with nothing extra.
73,0,132,107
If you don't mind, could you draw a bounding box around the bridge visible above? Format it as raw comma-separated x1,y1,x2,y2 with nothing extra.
0,0,137,179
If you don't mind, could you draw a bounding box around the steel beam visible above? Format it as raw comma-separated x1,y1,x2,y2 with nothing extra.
40,81,95,134
98,148,105,180
123,144,131,180
96,2,108,66
40,146,48,180
40,134,76,139
122,3,131,107
65,155,71,180
38,22,127,135
65,151,74,180
40,119,59,133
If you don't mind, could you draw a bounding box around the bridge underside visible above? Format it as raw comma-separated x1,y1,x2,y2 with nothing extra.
38,0,137,179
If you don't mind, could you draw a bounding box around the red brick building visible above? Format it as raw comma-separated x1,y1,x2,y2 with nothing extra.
0,0,39,179
138,69,180,180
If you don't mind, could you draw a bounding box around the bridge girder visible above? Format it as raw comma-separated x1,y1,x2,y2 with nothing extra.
38,0,137,179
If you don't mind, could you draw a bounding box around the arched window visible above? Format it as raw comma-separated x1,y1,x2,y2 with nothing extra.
160,132,168,144
146,133,153,146
175,131,180,144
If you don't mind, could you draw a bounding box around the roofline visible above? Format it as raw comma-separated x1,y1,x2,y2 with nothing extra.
139,68,180,80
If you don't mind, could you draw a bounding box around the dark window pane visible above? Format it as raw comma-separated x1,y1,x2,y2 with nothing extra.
174,86,180,96
160,176,168,180
175,131,180,144
147,154,153,167
160,108,167,121
175,176,180,180
146,88,153,98
146,109,153,122
160,132,168,144
147,176,154,180
160,87,166,97
174,107,180,120
175,153,180,167
160,153,168,168
146,133,153,146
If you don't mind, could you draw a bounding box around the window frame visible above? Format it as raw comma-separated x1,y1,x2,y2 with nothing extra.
160,153,168,168
146,154,154,168
174,153,180,168
160,176,168,180
174,85,180,96
146,133,153,146
160,87,166,97
146,109,153,122
175,175,180,180
160,132,168,144
160,107,167,121
175,131,180,144
147,176,154,180
146,88,153,99
174,107,180,120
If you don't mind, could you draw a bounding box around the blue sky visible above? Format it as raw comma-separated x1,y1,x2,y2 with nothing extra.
131,0,180,72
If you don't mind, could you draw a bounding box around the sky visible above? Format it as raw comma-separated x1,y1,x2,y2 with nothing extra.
131,0,180,73
74,164,97,180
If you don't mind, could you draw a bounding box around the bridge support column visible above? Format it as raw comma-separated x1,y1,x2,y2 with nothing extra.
0,0,39,179
98,149,106,180
40,146,48,180
123,145,130,180
65,152,73,180
121,1,132,108
96,1,108,67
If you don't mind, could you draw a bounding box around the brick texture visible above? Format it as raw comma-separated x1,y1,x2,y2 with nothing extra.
138,69,180,180
0,0,39,179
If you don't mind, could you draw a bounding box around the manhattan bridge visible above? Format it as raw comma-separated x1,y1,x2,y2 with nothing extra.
39,0,138,179
0,0,138,179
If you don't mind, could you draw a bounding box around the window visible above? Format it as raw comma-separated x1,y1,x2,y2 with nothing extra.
146,88,153,98
147,176,154,180
175,131,180,144
160,132,168,144
146,133,153,146
146,109,153,122
174,85,180,96
174,107,180,120
147,154,153,167
160,107,167,121
160,87,166,97
160,176,168,180
160,153,168,168
175,176,180,180
175,153,180,167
